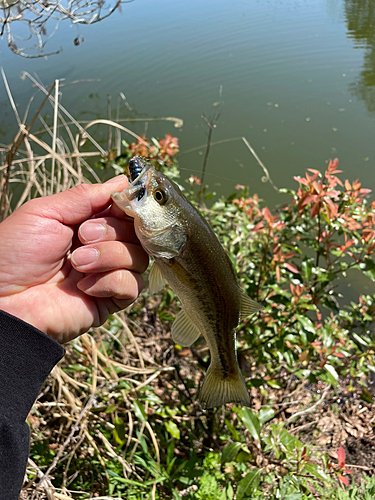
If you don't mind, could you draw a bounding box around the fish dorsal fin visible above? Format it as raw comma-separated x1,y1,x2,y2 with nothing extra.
149,262,165,294
171,309,201,347
240,291,263,321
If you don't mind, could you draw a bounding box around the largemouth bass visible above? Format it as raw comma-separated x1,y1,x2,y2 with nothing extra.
111,157,262,408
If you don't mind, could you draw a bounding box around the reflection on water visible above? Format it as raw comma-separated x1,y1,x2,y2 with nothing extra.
345,0,375,112
345,0,375,43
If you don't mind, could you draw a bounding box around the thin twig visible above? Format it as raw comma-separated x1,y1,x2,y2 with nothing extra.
344,464,373,470
285,385,330,426
242,136,279,192
37,396,95,489
199,113,219,203
289,419,319,434
1,0,124,59
83,119,151,150
50,79,59,195
107,93,112,156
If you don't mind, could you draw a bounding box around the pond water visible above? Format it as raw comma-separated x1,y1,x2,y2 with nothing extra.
1,0,375,205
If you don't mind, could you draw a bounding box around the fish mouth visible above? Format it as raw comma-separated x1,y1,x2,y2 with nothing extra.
111,161,153,217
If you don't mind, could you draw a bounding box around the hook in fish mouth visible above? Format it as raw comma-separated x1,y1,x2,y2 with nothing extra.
124,182,145,202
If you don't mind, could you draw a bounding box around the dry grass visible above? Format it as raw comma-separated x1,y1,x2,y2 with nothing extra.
0,71,183,221
23,310,176,500
0,73,185,499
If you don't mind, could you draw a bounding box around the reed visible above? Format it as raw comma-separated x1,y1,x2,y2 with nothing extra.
0,72,183,221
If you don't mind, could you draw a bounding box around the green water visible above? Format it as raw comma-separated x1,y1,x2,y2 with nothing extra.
1,0,375,204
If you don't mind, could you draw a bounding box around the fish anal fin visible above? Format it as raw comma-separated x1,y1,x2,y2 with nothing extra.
171,309,201,347
199,367,251,409
240,291,263,321
149,262,165,294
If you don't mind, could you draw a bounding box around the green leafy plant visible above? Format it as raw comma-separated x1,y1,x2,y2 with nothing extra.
25,154,375,499
205,159,375,390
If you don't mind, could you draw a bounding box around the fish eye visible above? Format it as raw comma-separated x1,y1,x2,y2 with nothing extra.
153,187,169,205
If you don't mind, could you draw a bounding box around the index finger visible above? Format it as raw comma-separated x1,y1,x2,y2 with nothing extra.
29,176,129,225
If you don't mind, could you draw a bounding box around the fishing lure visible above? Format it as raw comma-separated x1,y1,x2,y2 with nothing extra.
128,156,147,201
128,156,145,182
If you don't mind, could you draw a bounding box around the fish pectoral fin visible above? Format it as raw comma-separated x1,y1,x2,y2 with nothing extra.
171,309,201,347
239,291,263,320
149,262,165,294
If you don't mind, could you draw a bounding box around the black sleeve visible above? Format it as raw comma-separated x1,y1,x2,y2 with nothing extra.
0,310,65,500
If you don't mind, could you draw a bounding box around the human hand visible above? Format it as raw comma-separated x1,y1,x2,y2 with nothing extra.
0,176,149,343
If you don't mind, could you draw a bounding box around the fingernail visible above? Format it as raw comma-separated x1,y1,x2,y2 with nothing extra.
71,247,99,267
77,274,98,291
80,222,106,243
105,174,126,184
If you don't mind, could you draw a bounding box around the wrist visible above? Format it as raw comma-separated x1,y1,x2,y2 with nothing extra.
0,295,46,334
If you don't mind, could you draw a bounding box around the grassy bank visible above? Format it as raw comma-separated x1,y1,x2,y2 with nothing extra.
1,81,375,499
22,154,375,499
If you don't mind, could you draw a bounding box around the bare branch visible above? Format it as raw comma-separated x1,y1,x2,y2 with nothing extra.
199,113,220,203
0,0,128,57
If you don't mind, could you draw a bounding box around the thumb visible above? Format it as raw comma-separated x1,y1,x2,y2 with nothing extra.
28,176,129,225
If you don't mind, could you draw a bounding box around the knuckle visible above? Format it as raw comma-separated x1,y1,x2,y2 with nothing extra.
114,270,143,300
72,183,91,195
111,269,125,288
21,197,40,213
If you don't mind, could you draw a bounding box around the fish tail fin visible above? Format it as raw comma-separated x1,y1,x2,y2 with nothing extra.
198,367,251,409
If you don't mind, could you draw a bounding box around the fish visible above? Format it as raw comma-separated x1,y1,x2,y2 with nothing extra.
111,157,262,409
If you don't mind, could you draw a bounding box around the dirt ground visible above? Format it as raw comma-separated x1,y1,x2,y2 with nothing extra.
24,301,375,499
136,299,375,480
